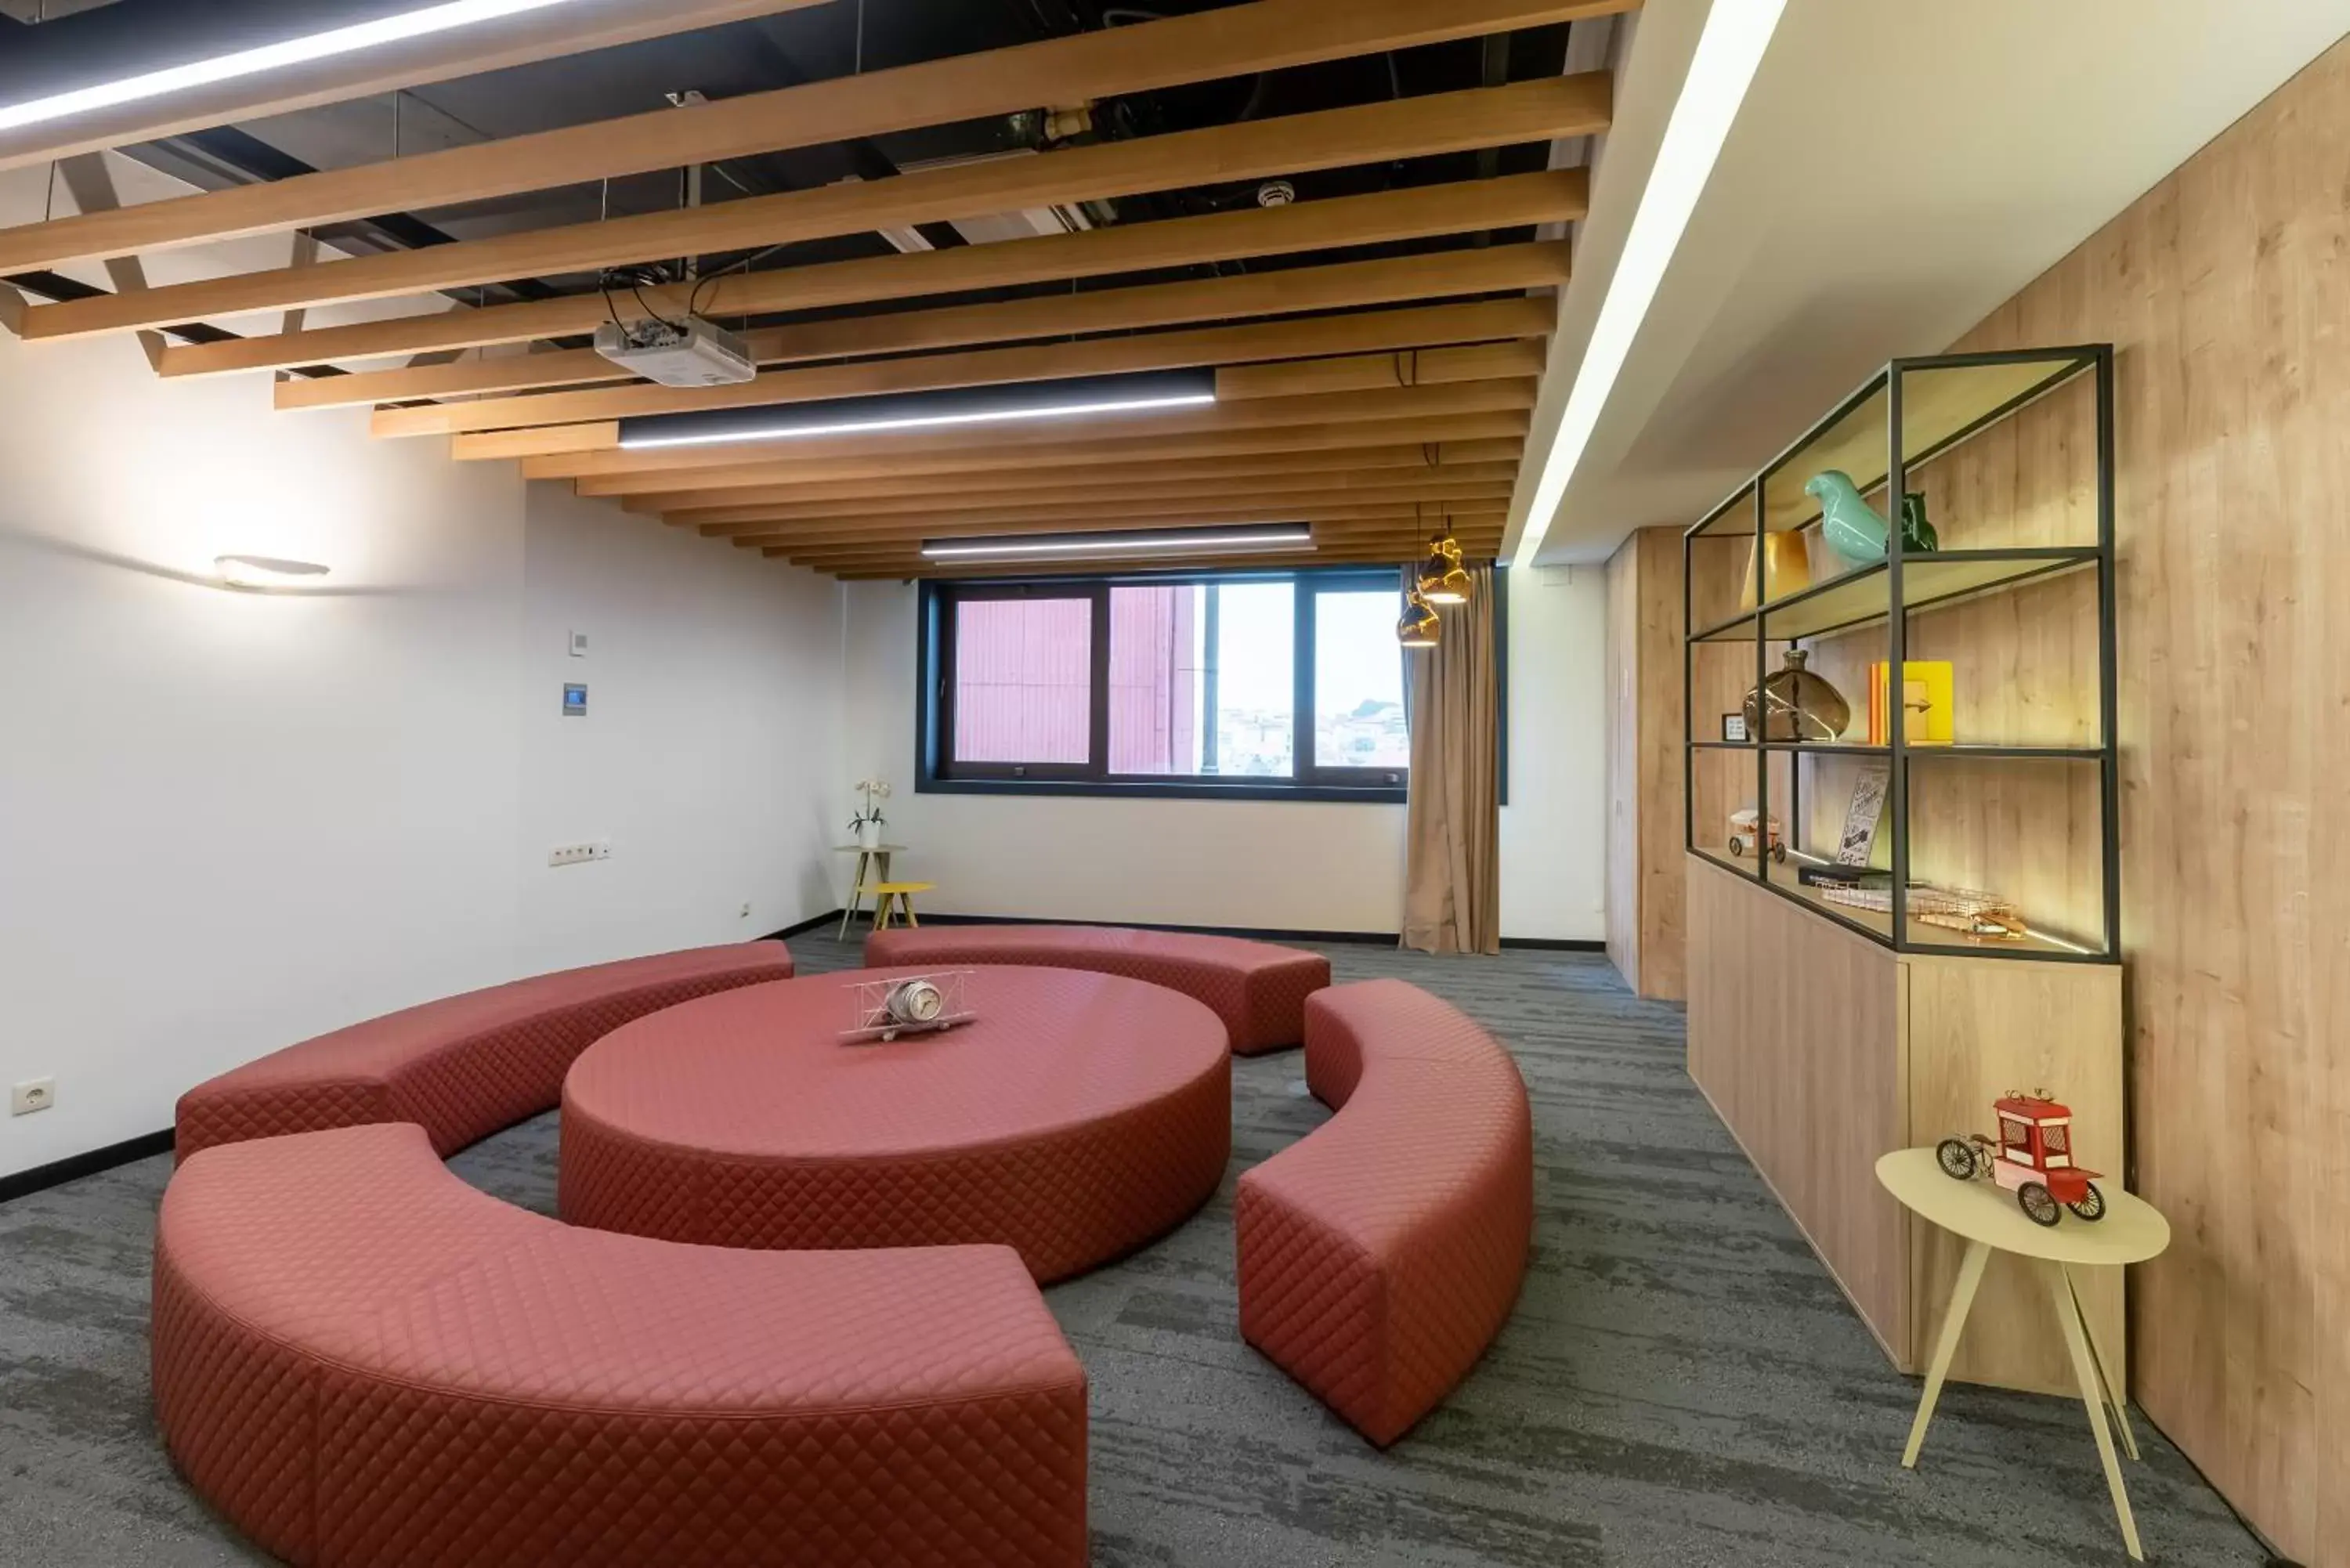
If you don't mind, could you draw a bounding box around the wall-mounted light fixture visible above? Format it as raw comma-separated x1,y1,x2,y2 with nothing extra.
0,0,588,135
920,524,1310,562
215,555,330,590
616,370,1218,452
1417,536,1472,604
1396,588,1441,649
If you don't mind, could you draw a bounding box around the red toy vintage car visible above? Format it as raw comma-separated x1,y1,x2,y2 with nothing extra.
1936,1092,2106,1227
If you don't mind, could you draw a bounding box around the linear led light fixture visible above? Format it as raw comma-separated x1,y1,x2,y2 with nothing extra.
617,370,1218,453
921,525,1311,562
1510,0,1787,567
0,0,587,135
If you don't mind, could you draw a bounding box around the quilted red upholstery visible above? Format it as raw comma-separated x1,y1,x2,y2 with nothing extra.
174,942,796,1161
562,966,1231,1282
154,1123,1089,1568
863,925,1329,1054
1234,978,1533,1447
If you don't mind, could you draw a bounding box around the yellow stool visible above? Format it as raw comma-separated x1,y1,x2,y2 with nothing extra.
863,881,934,931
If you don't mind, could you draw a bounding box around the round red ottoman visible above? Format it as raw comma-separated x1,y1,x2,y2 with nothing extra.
559,966,1232,1282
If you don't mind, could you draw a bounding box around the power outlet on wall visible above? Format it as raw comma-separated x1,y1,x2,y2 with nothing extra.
549,841,613,867
12,1078,56,1116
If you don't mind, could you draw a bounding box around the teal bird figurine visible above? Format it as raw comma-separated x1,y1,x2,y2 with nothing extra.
1806,470,1891,566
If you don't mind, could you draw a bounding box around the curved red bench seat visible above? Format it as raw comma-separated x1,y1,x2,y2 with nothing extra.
863,924,1329,1054
1234,978,1534,1446
174,941,795,1160
155,1123,1090,1568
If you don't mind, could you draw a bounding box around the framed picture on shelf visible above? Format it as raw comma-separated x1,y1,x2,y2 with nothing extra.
1722,714,1749,742
1836,761,1891,867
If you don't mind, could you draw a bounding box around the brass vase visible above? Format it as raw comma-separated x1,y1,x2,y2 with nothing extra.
1738,533,1813,610
1742,649,1852,742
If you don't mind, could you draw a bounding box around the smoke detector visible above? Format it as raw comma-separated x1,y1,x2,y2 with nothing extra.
1256,179,1296,208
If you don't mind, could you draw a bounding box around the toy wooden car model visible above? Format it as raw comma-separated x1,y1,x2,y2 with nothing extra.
1726,808,1786,862
1936,1092,2106,1226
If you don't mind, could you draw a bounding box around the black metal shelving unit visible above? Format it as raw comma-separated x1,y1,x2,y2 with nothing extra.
1680,345,2120,965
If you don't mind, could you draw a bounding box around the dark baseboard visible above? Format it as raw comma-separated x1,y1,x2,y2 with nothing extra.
763,909,848,942
0,1128,174,1206
841,912,1606,952
904,912,1401,945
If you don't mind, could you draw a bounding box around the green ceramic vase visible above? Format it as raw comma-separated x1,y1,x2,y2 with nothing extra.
1900,492,1940,552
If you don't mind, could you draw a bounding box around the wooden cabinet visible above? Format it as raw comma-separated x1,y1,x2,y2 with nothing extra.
1687,854,2122,1394
1604,527,1687,1000
1679,345,2126,1396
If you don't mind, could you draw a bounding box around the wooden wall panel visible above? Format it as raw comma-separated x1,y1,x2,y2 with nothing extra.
1943,36,2350,1563
1903,955,2126,1396
1604,528,1688,999
1687,855,1907,1351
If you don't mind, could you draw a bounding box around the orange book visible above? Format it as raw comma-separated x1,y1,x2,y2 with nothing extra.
1869,661,1954,745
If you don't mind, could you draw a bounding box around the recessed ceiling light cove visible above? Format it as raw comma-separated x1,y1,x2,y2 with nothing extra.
1511,0,1787,567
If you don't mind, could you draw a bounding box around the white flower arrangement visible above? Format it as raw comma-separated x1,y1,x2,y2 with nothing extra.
849,777,893,833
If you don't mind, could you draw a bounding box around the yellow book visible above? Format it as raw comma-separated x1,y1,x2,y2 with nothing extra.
1873,660,1954,745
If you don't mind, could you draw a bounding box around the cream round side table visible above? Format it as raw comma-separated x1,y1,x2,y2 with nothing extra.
833,843,907,939
1875,1147,2171,1562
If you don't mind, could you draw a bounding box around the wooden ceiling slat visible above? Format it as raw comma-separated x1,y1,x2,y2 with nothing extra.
363,311,1549,439
14,76,1607,341
491,378,1538,471
669,464,1527,529
160,172,1585,382
622,441,1527,514
1217,341,1546,401
298,243,1564,413
783,529,1507,573
760,508,1509,552
0,0,829,175
706,491,1518,545
773,512,1509,556
0,0,1630,269
822,540,1507,578
546,416,1534,495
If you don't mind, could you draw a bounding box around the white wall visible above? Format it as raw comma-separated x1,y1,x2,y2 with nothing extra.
515,483,842,974
839,565,1607,941
0,317,845,1181
1499,563,1610,940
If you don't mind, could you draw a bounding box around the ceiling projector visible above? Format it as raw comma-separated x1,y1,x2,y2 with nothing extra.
592,316,757,388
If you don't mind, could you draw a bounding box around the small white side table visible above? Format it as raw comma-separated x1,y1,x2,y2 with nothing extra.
1876,1147,2171,1561
833,844,907,940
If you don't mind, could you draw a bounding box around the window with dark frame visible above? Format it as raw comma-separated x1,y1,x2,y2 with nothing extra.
916,568,1507,804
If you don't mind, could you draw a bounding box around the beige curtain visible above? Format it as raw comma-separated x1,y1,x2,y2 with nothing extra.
1401,563,1501,954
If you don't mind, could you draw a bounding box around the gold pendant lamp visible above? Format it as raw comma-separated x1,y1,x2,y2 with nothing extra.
1417,534,1473,604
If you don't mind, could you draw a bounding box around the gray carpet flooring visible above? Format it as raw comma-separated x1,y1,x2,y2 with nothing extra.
0,934,2265,1567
